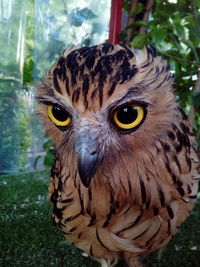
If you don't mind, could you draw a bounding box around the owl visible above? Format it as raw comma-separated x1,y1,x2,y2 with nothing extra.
37,43,200,267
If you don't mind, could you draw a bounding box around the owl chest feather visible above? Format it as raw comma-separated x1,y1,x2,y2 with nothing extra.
49,140,199,259
38,43,200,266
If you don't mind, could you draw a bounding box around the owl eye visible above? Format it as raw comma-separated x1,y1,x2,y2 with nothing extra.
47,105,71,126
113,104,145,131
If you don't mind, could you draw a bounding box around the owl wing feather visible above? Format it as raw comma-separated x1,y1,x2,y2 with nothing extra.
38,44,200,267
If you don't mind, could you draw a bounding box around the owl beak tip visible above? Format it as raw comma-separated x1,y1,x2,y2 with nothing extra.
77,149,99,187
76,130,102,187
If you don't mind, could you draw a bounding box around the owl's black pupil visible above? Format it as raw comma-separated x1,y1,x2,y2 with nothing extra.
52,106,69,121
117,106,138,124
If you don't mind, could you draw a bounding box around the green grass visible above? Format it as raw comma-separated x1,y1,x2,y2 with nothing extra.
0,171,199,266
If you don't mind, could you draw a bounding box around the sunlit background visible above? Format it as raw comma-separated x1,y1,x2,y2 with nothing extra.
0,0,111,174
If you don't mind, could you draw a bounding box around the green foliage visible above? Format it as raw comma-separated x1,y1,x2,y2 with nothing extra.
122,0,200,143
0,0,33,172
23,0,34,86
193,92,200,110
34,134,55,170
0,89,32,172
23,57,34,85
18,96,32,170
130,34,147,48
132,2,144,16
43,137,55,169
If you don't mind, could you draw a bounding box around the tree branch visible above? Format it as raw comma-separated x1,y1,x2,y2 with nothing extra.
159,51,200,67
126,0,138,43
139,0,154,35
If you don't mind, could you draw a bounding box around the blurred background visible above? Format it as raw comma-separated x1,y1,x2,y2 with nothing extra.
0,0,199,266
0,0,111,174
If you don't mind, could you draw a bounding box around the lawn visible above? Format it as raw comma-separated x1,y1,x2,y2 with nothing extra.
0,171,199,266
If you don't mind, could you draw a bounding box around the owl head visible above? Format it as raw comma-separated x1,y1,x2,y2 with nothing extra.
37,43,176,188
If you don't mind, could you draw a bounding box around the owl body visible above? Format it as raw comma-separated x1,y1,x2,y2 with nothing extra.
37,44,200,266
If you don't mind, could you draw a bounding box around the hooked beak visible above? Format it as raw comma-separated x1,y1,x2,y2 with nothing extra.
75,130,101,187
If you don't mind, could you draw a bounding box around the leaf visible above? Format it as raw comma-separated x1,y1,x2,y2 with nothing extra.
194,0,200,8
33,155,42,170
23,58,34,85
196,14,200,27
130,34,147,49
176,0,186,8
192,92,200,110
43,139,53,150
25,39,34,50
174,23,185,39
123,0,131,13
182,40,200,63
151,29,166,45
44,153,54,168
186,24,200,41
156,3,176,18
131,3,144,17
182,39,195,50
134,20,148,27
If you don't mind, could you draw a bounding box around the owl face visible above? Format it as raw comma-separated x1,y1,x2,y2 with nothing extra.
37,43,176,187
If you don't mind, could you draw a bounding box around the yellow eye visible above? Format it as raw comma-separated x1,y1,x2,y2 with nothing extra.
47,105,71,127
113,104,145,130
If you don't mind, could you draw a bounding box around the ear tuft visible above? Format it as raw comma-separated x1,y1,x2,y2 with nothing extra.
133,45,158,67
146,45,157,57
133,47,148,66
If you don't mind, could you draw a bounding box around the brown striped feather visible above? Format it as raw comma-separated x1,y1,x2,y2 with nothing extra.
37,44,200,267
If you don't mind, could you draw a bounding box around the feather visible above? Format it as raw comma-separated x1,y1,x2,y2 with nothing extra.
37,43,200,267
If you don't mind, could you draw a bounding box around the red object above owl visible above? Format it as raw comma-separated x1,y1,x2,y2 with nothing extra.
109,0,123,44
